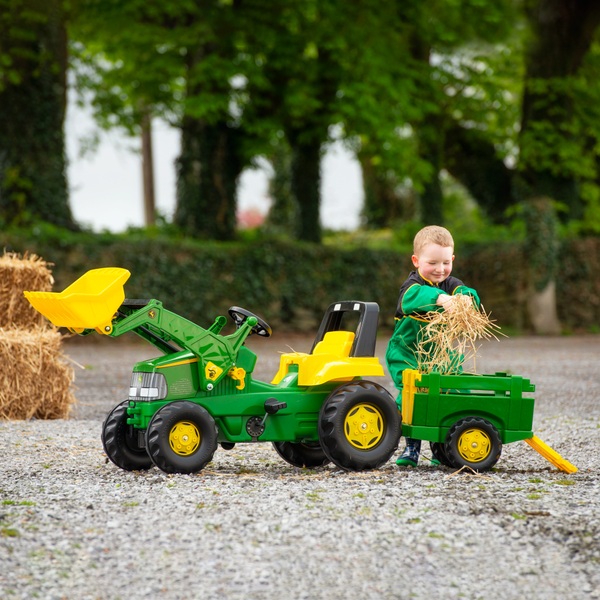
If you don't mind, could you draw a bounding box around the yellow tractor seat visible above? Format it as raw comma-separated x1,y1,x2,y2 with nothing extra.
312,330,355,357
272,329,383,386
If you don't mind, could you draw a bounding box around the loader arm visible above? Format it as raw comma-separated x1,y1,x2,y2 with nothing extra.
110,299,257,391
24,267,257,392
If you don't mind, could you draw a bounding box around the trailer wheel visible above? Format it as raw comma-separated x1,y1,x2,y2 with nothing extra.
101,401,153,471
318,381,401,471
445,417,502,472
272,441,330,468
429,441,455,468
146,402,218,474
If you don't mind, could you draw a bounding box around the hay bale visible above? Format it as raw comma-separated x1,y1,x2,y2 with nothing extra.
0,329,76,419
0,251,54,329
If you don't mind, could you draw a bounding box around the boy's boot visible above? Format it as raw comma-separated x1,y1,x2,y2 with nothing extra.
396,438,421,467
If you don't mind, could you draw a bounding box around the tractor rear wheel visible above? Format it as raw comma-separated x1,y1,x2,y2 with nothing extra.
445,417,502,472
102,401,153,471
146,402,218,474
272,441,330,468
318,381,401,471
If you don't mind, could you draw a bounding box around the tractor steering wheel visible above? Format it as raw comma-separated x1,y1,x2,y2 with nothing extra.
228,306,272,338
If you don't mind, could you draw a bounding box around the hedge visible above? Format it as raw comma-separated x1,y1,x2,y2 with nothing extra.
3,230,599,334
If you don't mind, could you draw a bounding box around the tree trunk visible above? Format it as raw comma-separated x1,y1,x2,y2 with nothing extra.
519,0,600,218
358,153,409,228
527,281,561,335
519,1,600,333
175,118,242,241
265,140,299,237
444,124,516,223
288,131,322,243
0,0,75,229
523,197,561,335
418,121,444,225
141,110,156,228
419,172,443,226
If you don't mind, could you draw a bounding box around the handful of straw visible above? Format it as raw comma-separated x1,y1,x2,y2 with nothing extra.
415,296,503,375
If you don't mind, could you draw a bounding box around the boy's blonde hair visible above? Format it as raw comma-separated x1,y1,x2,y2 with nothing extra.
413,225,454,255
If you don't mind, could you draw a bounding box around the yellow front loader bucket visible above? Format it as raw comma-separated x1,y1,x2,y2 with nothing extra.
24,267,130,335
525,435,578,474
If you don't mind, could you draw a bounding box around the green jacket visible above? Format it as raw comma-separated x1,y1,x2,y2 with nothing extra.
385,270,480,390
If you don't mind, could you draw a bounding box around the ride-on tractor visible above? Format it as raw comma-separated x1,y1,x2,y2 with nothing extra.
25,267,401,474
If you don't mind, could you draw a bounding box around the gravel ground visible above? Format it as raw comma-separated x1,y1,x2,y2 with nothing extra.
1,333,599,600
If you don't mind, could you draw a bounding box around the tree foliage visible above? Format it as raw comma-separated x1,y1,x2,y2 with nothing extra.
6,0,600,249
0,0,74,228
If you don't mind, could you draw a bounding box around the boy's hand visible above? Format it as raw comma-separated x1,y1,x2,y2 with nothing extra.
437,294,474,312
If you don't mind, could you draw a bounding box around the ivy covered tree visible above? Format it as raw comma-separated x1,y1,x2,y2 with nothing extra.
73,0,265,241
242,0,390,241
518,0,600,334
0,0,75,229
518,0,600,218
172,3,247,241
356,0,520,228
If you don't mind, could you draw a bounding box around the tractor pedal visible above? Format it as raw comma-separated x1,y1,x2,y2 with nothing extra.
264,398,287,414
260,398,288,427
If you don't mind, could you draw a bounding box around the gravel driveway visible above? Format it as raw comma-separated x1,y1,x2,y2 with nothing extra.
1,333,599,600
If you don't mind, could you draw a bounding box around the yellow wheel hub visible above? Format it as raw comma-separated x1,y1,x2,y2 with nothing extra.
457,428,491,463
344,403,384,450
169,421,201,456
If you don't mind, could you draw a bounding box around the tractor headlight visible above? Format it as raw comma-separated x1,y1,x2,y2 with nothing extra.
129,372,167,401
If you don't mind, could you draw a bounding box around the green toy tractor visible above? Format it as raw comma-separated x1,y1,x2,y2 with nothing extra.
25,267,401,474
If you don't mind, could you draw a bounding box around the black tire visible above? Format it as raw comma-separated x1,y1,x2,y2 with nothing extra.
146,402,218,474
272,441,330,468
318,381,401,471
430,441,456,468
101,401,153,471
444,417,502,472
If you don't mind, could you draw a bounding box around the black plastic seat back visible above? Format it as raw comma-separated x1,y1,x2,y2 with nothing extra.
310,301,380,357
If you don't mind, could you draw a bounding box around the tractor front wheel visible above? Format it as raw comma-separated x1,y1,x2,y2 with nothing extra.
445,417,502,472
101,401,153,471
318,381,401,471
146,402,218,474
272,441,330,468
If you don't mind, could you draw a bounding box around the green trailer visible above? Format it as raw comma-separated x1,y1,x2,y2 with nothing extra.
400,368,577,473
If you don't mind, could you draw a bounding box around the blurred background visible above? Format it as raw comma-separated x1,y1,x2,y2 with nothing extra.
66,103,364,232
2,0,600,335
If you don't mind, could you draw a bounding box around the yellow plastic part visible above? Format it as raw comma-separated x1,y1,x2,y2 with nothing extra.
343,402,385,450
205,361,224,382
169,421,201,456
228,367,247,390
24,267,130,335
525,435,578,474
313,331,355,356
271,331,384,386
401,369,422,425
457,428,491,463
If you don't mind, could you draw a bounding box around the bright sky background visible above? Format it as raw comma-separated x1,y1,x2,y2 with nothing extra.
65,103,364,233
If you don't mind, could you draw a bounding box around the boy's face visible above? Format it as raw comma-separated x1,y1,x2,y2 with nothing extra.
412,243,454,284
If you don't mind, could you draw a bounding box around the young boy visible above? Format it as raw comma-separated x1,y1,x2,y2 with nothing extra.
386,225,480,467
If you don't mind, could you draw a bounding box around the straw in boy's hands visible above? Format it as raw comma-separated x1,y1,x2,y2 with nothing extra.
416,300,503,375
